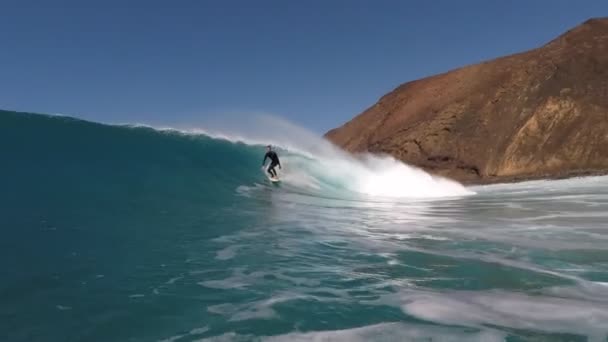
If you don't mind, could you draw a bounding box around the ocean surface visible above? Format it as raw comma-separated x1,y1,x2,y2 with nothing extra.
2,110,608,342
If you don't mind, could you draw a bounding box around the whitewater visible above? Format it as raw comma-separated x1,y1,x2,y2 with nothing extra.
2,110,608,342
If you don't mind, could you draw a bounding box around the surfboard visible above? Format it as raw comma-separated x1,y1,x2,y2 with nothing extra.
268,176,280,183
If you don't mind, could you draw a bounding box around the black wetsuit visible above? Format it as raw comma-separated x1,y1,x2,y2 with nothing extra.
263,151,281,177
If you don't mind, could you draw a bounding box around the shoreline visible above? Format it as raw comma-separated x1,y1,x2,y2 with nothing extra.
458,169,608,186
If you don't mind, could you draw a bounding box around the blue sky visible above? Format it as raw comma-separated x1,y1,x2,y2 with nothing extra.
0,0,606,132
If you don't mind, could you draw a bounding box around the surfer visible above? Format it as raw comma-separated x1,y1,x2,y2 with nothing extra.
262,145,281,179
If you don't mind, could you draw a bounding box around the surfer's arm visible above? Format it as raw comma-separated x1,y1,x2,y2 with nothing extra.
262,153,268,166
277,156,282,168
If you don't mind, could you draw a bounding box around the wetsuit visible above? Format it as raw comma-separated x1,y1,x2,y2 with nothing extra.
262,151,281,177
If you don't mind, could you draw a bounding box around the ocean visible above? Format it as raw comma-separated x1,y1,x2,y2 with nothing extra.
2,110,608,341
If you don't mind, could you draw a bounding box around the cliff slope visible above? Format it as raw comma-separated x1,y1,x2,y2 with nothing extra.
326,18,608,183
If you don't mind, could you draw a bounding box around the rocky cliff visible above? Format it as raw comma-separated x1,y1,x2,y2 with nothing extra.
326,18,608,184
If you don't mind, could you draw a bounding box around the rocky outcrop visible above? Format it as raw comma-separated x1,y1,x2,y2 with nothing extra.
326,18,608,184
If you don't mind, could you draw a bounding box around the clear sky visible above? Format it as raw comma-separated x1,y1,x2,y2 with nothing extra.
1,0,606,132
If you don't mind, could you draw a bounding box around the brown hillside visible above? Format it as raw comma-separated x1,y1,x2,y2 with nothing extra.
325,18,608,184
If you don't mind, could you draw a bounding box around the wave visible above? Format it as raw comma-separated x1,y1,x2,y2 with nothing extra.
128,115,473,199
0,110,473,201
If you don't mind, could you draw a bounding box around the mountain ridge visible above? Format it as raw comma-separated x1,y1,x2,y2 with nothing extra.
326,18,608,184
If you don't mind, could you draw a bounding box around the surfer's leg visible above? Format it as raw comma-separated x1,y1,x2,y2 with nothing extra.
268,165,276,177
269,163,278,177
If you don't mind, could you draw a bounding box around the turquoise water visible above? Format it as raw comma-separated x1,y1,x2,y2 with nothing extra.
2,110,608,341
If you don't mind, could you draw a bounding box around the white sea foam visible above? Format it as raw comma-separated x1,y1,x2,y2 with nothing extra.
387,289,608,341
197,322,505,342
158,326,209,342
166,276,183,285
131,115,474,199
215,245,241,260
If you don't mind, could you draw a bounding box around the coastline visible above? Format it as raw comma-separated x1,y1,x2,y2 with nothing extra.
459,169,608,186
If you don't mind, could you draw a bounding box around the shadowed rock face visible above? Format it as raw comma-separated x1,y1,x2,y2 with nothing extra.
326,18,608,184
